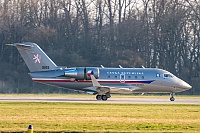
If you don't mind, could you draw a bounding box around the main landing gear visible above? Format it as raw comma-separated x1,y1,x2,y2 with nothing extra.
170,92,175,101
96,92,111,101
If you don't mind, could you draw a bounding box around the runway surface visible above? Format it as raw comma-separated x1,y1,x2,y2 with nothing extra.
0,96,199,104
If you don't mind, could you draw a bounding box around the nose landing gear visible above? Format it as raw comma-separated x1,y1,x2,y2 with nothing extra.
170,93,175,101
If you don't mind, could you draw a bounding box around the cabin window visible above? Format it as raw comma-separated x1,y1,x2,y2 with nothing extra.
156,74,160,77
164,74,173,78
142,76,144,79
108,76,110,79
135,76,137,79
115,76,117,79
128,76,131,79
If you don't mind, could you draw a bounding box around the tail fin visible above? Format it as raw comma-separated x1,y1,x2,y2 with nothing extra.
6,42,57,72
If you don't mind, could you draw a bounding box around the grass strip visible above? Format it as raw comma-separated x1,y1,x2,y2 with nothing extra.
0,102,199,132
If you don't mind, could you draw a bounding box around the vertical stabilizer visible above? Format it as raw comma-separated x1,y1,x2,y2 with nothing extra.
8,42,57,72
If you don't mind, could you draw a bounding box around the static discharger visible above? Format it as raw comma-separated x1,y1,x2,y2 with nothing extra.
28,125,33,133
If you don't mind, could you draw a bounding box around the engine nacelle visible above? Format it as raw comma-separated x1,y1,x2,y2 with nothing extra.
64,67,99,80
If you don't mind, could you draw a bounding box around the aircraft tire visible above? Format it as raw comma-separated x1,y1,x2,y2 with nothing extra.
96,95,102,100
170,97,175,101
101,95,107,101
170,92,175,101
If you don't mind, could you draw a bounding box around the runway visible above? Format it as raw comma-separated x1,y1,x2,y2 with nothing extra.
0,96,199,104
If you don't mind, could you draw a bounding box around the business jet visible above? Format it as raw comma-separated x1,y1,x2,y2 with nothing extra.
6,42,192,101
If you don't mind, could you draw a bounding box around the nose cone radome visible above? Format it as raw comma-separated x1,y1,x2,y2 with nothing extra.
182,82,192,90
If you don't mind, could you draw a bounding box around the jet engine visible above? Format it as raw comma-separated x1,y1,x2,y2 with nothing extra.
64,67,100,80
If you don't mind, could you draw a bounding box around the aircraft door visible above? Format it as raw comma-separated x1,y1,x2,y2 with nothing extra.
120,74,125,83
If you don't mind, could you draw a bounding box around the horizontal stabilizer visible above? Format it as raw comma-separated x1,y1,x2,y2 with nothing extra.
5,44,14,46
6,43,32,47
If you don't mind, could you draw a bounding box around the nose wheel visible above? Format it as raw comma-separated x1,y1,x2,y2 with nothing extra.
170,93,175,101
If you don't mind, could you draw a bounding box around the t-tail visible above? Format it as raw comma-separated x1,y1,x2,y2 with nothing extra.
6,42,57,72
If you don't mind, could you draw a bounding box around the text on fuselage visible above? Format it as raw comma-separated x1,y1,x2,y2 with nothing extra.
107,71,144,75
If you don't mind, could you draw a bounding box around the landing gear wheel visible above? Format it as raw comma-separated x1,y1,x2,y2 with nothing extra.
96,95,102,100
170,93,175,101
101,95,108,101
170,97,175,101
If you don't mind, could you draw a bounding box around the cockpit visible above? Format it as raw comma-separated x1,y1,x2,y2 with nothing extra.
164,74,173,78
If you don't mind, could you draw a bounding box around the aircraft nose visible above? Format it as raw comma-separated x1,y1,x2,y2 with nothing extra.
181,82,192,90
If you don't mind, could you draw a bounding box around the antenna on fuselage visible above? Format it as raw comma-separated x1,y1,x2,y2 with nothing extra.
119,65,123,68
100,65,105,68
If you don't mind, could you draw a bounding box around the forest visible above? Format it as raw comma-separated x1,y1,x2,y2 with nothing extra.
0,0,199,94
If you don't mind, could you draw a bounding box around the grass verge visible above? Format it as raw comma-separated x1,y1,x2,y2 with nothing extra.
0,102,199,132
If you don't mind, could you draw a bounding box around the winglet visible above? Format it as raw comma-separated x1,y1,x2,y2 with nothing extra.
90,75,101,87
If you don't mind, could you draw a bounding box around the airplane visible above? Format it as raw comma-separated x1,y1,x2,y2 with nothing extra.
6,42,192,101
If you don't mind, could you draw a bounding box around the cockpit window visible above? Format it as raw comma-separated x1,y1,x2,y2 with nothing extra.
164,74,173,78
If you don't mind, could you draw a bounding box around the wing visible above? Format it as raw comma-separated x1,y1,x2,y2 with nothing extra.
90,75,110,94
90,75,142,94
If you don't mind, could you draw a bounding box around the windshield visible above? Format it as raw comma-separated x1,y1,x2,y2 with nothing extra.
164,74,173,78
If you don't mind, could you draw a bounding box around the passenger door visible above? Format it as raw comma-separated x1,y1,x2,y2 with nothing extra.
120,74,125,83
